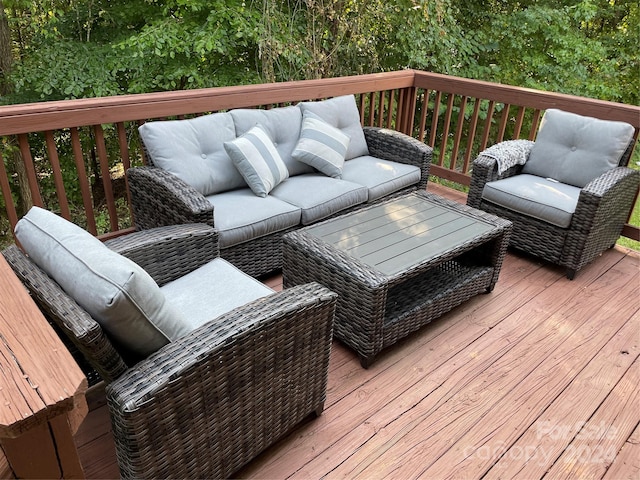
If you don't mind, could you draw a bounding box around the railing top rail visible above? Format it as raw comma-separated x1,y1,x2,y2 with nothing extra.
0,71,416,135
413,70,640,128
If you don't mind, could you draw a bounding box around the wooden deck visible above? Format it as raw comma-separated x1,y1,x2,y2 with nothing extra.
73,184,640,479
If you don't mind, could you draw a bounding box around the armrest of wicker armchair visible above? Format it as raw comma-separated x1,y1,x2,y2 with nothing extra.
363,126,432,190
572,166,640,233
105,282,338,479
561,166,640,277
127,166,214,230
104,223,219,286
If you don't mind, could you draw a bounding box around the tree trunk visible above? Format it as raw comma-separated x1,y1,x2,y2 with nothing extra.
0,0,33,216
0,0,12,95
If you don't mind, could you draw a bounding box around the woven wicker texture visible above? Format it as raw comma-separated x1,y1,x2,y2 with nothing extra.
467,141,640,278
108,282,337,479
128,125,433,278
3,223,338,478
283,191,511,367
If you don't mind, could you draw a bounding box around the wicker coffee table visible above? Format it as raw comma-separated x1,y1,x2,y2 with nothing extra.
282,191,512,368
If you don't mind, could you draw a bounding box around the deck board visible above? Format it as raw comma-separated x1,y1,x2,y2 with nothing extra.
315,248,631,479
73,184,640,480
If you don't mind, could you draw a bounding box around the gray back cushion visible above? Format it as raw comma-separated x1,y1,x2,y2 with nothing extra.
139,112,247,195
298,95,369,160
230,106,314,177
15,207,189,357
522,109,634,187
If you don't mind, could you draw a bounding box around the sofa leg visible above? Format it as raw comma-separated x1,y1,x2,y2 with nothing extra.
314,403,325,417
359,354,374,369
566,268,576,280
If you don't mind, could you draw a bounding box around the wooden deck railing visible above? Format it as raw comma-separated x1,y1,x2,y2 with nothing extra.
1,69,638,242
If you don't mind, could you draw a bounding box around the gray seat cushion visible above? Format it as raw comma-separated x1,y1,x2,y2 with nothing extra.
341,156,421,201
161,258,274,330
482,174,581,228
14,207,187,357
271,173,368,225
298,95,369,160
230,106,314,177
139,112,246,195
522,109,634,187
206,188,302,248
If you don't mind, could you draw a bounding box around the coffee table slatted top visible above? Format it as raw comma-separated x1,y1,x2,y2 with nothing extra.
303,194,496,276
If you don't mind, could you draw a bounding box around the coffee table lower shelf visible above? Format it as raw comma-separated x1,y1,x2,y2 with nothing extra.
382,262,494,363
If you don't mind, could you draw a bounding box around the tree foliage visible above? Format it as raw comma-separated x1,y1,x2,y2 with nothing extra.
457,0,639,104
1,0,636,105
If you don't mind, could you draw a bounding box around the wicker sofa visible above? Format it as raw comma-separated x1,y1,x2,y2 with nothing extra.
3,208,337,479
127,94,433,277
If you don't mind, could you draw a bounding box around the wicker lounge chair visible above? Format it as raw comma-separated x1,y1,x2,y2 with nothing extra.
3,219,337,479
467,109,639,279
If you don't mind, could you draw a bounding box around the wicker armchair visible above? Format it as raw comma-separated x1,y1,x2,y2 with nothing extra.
467,109,639,279
127,125,432,278
3,223,337,479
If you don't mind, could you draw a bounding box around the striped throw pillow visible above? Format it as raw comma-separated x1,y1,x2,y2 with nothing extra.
224,124,289,197
292,111,351,178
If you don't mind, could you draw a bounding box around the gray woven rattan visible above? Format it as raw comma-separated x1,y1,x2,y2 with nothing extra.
3,223,338,479
127,125,433,278
467,140,639,279
282,191,512,368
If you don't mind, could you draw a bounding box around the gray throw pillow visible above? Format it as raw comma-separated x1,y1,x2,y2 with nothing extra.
522,109,634,187
15,207,190,357
298,95,369,160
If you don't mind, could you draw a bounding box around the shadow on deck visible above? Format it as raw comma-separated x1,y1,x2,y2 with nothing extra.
74,184,640,479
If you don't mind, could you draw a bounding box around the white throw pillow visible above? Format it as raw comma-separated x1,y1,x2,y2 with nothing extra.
224,124,290,197
14,207,190,357
292,111,351,178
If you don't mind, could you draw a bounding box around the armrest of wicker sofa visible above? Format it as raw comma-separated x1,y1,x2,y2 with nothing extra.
127,166,214,230
104,223,219,286
105,282,338,479
363,126,432,190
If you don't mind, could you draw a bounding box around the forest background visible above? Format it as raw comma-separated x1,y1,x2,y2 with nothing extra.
0,0,638,247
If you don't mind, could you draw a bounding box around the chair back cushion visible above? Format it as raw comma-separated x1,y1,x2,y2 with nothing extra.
15,207,188,357
298,95,369,160
522,109,634,187
139,112,246,195
230,106,314,177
